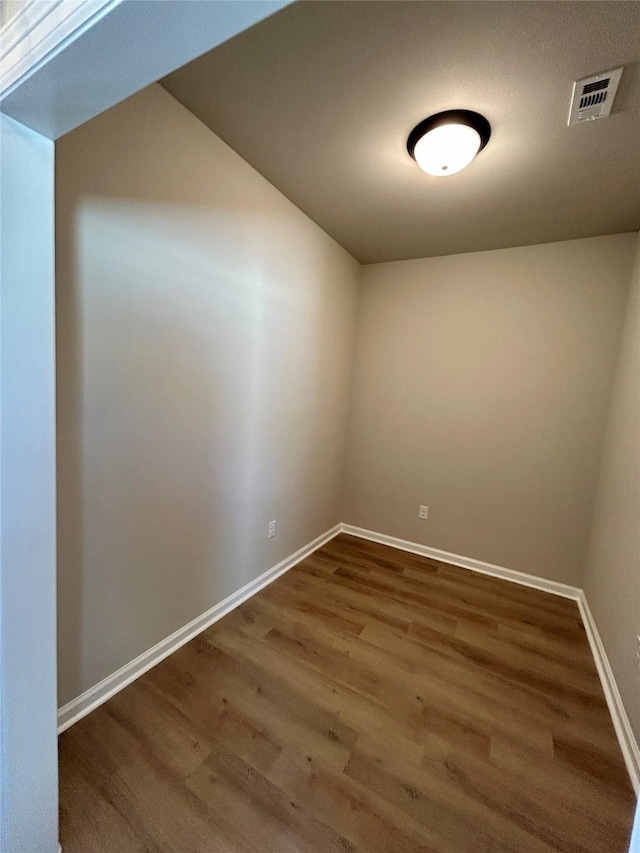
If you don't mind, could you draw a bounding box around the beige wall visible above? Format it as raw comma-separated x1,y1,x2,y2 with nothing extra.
343,235,636,586
56,79,638,719
55,84,360,705
583,232,640,743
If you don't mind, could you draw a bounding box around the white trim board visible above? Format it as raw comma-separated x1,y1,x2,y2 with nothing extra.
340,523,581,600
578,592,640,795
341,523,639,794
1,0,290,139
57,523,341,733
0,0,122,98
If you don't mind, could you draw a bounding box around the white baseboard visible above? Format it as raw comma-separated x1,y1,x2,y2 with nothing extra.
57,523,341,733
58,520,639,798
339,523,581,600
578,591,640,795
341,523,639,794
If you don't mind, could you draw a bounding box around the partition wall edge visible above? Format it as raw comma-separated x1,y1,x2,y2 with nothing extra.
0,111,58,853
0,2,292,850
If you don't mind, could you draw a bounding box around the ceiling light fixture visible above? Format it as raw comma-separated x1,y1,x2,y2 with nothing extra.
407,110,491,177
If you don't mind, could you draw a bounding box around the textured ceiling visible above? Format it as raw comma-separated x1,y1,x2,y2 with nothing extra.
162,1,640,263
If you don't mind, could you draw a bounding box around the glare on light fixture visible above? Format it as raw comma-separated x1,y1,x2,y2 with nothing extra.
407,110,491,177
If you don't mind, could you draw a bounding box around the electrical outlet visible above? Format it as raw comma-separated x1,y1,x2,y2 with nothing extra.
268,520,276,539
636,636,640,672
419,505,429,520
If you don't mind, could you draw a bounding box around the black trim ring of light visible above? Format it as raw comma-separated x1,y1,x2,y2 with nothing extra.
407,110,491,160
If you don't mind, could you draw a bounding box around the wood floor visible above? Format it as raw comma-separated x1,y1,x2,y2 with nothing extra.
58,534,635,852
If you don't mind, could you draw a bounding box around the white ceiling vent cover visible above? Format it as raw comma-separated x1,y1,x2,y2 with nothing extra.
568,67,623,126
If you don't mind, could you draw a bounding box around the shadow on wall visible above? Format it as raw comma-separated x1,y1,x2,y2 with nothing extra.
55,190,351,707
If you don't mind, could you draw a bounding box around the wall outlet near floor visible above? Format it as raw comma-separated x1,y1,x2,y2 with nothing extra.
268,520,276,539
419,505,429,520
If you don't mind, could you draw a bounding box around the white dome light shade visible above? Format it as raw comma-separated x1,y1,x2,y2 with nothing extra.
407,110,491,178
413,124,481,177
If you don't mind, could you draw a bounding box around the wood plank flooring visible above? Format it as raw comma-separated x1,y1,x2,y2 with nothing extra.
58,534,636,852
